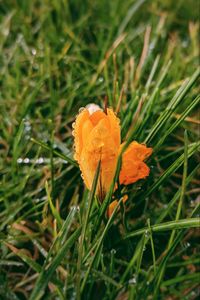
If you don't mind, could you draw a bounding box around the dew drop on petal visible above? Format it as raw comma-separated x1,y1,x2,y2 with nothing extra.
86,103,102,115
79,107,85,113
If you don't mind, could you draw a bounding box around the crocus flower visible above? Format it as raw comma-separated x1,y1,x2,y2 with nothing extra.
73,104,120,200
73,104,152,209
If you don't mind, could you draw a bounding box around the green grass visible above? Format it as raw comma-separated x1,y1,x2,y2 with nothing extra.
0,0,199,299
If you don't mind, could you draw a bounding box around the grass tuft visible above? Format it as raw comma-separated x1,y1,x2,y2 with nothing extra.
0,0,199,299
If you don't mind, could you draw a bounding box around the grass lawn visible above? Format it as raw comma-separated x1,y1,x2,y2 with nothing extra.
0,0,199,299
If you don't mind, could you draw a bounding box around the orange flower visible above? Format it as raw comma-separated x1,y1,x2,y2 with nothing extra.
73,104,152,209
119,141,152,185
73,104,120,199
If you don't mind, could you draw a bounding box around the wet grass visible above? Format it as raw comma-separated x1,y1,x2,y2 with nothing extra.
0,0,199,299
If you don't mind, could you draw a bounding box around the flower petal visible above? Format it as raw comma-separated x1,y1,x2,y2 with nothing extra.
107,108,121,147
119,141,152,185
73,109,90,160
107,195,128,217
120,141,152,161
83,118,118,192
89,110,106,126
82,119,94,148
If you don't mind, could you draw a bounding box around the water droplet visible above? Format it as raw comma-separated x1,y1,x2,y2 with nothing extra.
98,77,104,83
79,107,85,113
86,103,102,115
71,205,80,212
37,157,44,164
23,119,30,125
128,276,137,285
25,135,30,140
72,122,76,129
2,28,9,36
25,125,31,132
35,198,40,203
31,48,37,56
70,290,76,300
17,158,23,164
24,158,30,164
190,200,194,207
182,40,189,48
111,249,116,255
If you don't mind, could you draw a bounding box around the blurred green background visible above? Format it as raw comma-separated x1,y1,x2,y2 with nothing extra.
0,0,199,299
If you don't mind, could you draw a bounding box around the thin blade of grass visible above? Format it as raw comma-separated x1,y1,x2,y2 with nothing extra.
140,141,199,201
156,163,199,224
123,218,200,239
168,131,188,248
81,197,124,293
31,137,77,167
144,67,200,143
76,161,101,299
29,210,80,300
45,180,63,228
154,95,200,150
